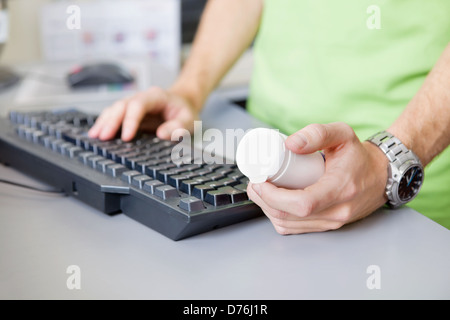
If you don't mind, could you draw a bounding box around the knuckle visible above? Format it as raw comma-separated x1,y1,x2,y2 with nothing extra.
304,123,328,142
333,206,353,223
274,224,290,235
296,198,314,217
337,122,357,141
327,220,345,231
344,181,359,201
270,209,289,220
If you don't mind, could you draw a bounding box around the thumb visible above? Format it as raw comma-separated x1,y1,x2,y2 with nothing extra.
285,122,356,154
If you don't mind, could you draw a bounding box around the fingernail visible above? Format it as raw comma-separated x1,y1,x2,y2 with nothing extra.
252,183,262,197
289,133,307,149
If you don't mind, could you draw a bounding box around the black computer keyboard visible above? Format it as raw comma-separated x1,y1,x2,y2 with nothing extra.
0,109,262,240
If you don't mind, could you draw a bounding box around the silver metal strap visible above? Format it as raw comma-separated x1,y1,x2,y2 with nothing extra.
367,131,410,163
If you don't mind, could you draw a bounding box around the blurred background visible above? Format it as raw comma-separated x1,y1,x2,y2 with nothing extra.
0,0,252,111
2,0,207,66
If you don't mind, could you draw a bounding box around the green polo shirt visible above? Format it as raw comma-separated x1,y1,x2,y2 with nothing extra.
247,0,450,228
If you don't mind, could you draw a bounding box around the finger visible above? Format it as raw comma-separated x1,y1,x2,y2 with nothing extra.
267,217,344,235
88,107,113,138
121,88,169,141
285,122,356,154
156,119,188,140
249,183,348,234
98,100,128,140
247,183,300,222
252,175,348,218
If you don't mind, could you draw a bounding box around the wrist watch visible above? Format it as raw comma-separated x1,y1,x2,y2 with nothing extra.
367,131,424,209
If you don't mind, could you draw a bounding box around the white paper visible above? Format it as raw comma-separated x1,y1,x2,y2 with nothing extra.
40,0,181,73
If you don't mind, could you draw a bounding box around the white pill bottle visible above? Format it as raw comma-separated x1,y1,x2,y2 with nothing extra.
236,128,325,189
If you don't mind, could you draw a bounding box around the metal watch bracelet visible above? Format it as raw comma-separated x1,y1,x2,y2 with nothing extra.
367,131,424,208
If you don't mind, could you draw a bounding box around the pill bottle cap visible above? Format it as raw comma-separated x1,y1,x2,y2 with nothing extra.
236,128,286,184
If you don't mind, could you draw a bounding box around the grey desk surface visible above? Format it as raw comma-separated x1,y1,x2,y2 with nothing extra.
0,65,449,300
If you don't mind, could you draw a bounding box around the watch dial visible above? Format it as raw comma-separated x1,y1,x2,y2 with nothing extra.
398,166,424,202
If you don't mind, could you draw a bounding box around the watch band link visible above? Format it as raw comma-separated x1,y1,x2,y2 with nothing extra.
368,131,410,163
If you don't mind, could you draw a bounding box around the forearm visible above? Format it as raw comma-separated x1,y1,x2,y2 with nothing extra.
389,43,450,166
170,0,263,111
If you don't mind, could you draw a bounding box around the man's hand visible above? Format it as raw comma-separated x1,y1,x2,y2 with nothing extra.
88,86,198,141
89,0,263,142
247,122,389,234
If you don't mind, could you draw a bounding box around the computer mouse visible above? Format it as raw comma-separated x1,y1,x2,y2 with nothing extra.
67,62,134,88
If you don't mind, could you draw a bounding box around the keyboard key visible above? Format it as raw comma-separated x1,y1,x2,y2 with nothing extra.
98,144,121,158
214,167,234,176
234,183,248,192
179,197,205,212
202,163,222,172
155,185,179,199
191,168,210,176
204,180,224,189
167,172,198,189
117,151,141,166
156,167,190,184
31,130,45,144
78,151,95,165
67,146,83,158
42,135,56,148
125,155,151,170
227,170,245,181
143,180,164,194
218,186,248,203
204,172,224,181
178,164,202,171
135,160,157,174
91,141,113,155
121,170,141,184
50,139,65,152
96,159,115,173
59,142,75,155
216,178,239,187
193,176,212,184
205,190,232,206
240,177,250,185
131,175,152,189
105,163,127,177
192,184,215,200
179,179,202,195
87,155,105,169
145,163,176,178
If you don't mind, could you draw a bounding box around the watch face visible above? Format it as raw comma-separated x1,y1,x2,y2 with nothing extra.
398,165,424,202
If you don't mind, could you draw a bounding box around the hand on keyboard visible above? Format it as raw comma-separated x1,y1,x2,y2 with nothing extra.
88,86,199,142
4,108,260,240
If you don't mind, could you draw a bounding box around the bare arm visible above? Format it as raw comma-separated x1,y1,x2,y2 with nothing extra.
89,0,263,141
389,43,450,166
172,0,263,111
